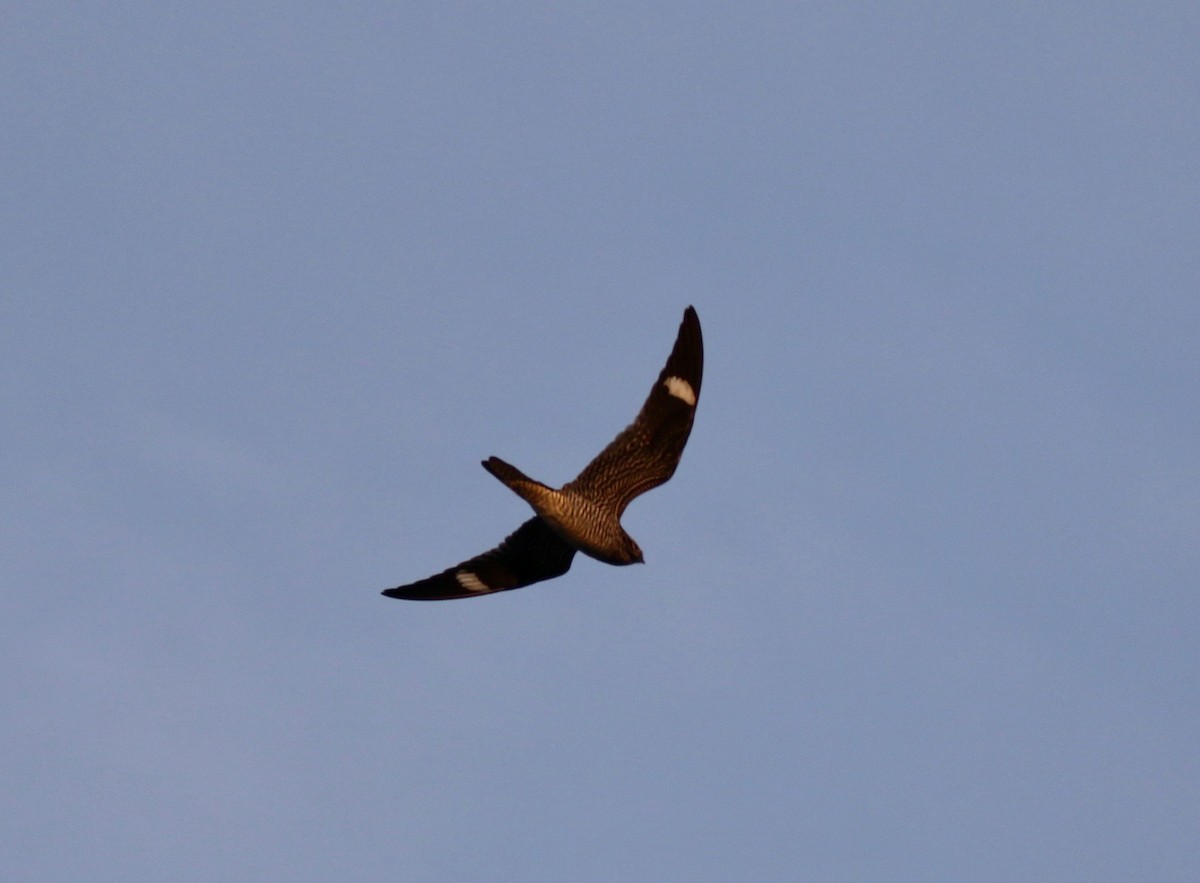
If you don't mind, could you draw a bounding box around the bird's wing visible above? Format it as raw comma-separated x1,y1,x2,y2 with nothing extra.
381,517,577,601
566,306,703,515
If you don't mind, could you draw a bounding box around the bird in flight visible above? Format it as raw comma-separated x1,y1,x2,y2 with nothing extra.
383,306,703,601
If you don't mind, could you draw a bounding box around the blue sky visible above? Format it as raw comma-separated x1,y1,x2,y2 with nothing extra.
3,3,1198,880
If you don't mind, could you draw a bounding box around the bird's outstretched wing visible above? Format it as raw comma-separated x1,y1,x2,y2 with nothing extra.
567,306,703,514
381,517,576,601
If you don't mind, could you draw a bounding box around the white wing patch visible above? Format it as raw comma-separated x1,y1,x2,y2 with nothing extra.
663,375,696,406
455,571,490,592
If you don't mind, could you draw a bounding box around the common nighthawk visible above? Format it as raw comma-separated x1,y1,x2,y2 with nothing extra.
382,306,703,601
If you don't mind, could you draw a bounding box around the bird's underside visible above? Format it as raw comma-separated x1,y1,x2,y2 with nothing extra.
382,306,703,601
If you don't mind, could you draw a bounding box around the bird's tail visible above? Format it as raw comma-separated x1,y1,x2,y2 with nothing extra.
482,456,553,505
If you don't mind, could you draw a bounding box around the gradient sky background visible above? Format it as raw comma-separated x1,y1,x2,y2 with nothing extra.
3,3,1198,880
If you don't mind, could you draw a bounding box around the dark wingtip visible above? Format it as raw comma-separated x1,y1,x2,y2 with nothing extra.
382,586,445,601
681,305,701,341
662,305,703,397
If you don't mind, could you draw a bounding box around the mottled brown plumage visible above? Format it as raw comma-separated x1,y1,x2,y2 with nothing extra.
382,306,703,601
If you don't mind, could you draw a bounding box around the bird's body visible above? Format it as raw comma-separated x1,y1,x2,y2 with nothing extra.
483,457,642,565
383,306,703,601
